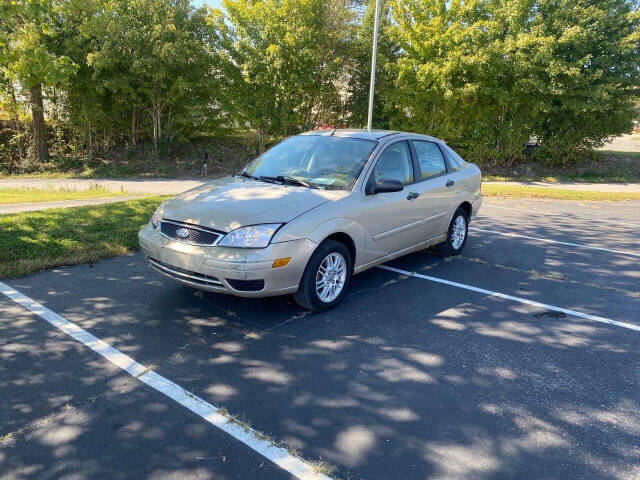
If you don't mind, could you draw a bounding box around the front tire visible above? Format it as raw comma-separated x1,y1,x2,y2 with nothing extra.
438,208,469,256
294,240,352,311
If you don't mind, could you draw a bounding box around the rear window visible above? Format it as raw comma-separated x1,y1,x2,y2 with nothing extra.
441,144,466,171
412,141,446,179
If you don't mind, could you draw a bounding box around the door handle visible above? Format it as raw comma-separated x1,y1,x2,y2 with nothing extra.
446,180,456,188
407,192,419,200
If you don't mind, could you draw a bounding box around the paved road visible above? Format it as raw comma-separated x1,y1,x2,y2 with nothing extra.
0,178,208,195
483,181,640,192
2,177,640,196
0,196,145,214
1,197,639,480
599,133,640,153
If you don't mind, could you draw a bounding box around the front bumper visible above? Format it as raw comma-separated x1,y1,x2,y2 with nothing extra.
138,222,317,297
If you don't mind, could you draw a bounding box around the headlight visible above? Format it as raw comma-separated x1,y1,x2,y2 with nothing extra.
151,203,166,228
218,224,282,248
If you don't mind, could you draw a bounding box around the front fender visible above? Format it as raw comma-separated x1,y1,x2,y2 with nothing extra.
273,216,368,268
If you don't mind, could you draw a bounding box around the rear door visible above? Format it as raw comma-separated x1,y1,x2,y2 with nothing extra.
409,140,459,239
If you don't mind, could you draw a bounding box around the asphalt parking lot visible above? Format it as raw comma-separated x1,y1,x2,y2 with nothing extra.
1,197,639,480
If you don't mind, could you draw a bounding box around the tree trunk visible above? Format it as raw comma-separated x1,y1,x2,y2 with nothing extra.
131,107,137,146
152,111,157,150
151,104,162,158
9,82,24,160
29,83,48,162
87,118,92,161
156,109,162,141
257,126,265,154
14,118,25,161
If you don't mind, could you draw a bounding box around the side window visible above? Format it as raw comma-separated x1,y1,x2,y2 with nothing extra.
371,141,413,185
446,152,462,172
442,144,466,172
412,141,446,179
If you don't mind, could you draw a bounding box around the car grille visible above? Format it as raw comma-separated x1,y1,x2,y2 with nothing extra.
147,257,224,288
158,219,223,246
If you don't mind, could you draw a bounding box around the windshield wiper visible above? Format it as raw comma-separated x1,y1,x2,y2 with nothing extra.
238,172,280,184
240,172,316,188
260,175,316,188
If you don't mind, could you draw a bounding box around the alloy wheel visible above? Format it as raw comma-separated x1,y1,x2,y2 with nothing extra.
451,215,467,250
315,252,347,303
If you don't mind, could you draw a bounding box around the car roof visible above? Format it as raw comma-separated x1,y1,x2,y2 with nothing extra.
299,128,442,143
300,129,400,140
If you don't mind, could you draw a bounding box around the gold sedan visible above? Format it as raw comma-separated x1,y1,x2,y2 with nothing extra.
139,129,482,311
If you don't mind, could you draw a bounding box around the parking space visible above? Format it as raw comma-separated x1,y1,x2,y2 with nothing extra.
0,297,292,480
2,198,639,479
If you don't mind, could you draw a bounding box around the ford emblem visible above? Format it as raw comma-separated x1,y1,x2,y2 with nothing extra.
175,228,189,239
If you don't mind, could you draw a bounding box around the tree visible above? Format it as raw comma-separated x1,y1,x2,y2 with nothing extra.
384,0,547,164
0,0,77,162
2,0,638,171
0,72,27,161
214,0,354,151
88,0,219,156
532,0,640,162
385,0,640,165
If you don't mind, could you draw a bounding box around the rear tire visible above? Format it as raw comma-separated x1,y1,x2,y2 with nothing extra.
438,208,469,256
294,240,352,311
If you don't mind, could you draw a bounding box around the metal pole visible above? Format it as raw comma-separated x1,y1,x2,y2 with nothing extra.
367,0,382,132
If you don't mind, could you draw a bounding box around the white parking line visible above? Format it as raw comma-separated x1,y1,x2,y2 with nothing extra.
483,204,640,228
0,281,333,480
377,265,640,332
469,227,640,257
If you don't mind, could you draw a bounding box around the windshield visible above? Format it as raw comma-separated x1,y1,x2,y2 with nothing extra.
243,135,377,190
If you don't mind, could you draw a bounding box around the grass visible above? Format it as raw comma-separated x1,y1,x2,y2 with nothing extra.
482,150,640,184
482,183,640,201
482,173,640,183
0,196,169,278
0,185,127,204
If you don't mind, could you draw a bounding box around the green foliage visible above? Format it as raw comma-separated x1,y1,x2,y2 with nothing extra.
215,0,355,148
88,0,220,147
384,0,640,166
0,0,78,89
1,0,223,164
531,0,640,164
0,0,639,170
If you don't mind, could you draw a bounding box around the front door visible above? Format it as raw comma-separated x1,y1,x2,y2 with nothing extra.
359,141,425,258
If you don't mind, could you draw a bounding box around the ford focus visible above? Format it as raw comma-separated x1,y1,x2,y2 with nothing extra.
139,129,482,311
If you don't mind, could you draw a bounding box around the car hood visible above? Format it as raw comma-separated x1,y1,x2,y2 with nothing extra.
161,176,348,232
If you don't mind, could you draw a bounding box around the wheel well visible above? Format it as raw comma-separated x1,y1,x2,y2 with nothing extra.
458,201,472,219
324,232,356,268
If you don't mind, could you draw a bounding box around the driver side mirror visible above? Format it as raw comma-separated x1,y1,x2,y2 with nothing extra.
366,179,404,195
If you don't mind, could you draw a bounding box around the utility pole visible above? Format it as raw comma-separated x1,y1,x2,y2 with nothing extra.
367,0,382,132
